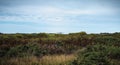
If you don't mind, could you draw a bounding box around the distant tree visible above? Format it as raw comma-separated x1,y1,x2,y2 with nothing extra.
79,31,87,35
37,33,48,38
0,32,3,34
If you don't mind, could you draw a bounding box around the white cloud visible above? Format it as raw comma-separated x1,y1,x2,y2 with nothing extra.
0,5,115,23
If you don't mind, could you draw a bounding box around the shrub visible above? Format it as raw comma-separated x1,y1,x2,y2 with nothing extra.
108,46,120,59
93,36,120,46
0,47,9,57
6,43,43,57
72,44,120,65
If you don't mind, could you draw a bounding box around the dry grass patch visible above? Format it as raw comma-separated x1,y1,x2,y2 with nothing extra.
2,54,76,65
40,54,75,65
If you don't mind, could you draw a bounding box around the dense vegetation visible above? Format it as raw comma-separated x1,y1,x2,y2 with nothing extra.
0,32,120,65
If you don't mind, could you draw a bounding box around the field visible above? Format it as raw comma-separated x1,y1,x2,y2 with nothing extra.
0,32,120,65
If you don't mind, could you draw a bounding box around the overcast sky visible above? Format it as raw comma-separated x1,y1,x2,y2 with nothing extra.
0,0,120,33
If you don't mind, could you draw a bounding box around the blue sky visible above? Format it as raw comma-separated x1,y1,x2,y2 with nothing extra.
0,0,120,33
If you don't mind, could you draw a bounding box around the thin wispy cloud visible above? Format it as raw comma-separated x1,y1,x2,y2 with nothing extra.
0,5,116,22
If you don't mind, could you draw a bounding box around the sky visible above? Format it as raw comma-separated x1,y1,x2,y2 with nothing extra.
0,0,120,33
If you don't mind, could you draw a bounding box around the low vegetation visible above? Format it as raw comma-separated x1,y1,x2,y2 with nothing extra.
0,32,120,65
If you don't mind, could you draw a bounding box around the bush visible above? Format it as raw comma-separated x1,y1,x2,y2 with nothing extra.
72,44,113,65
0,47,9,57
6,43,42,57
108,46,120,59
93,36,120,46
